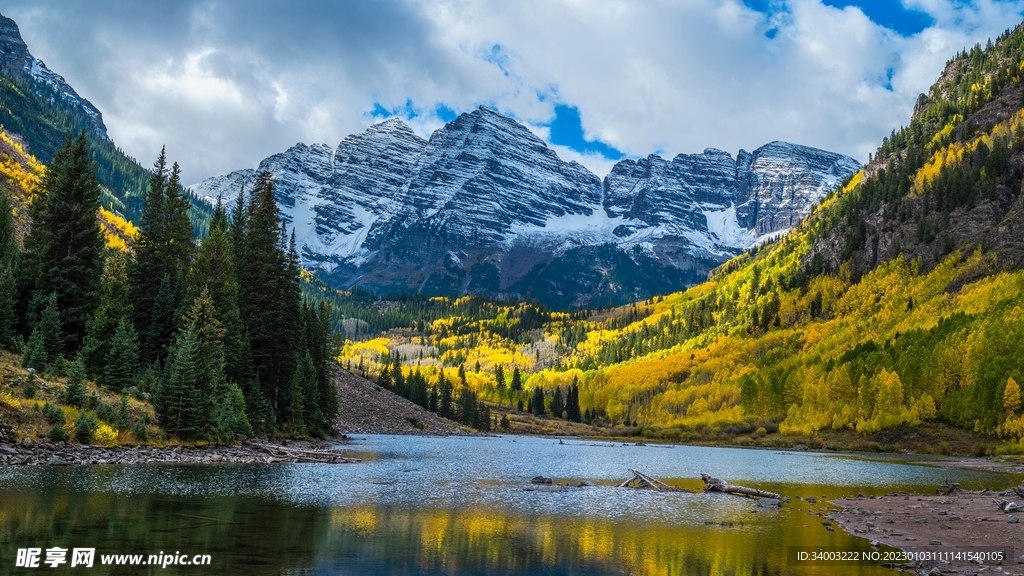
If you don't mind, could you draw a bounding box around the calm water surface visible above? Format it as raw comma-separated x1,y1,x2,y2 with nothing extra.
0,435,1019,575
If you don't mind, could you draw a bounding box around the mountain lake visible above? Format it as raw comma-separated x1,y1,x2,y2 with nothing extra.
1,435,1020,575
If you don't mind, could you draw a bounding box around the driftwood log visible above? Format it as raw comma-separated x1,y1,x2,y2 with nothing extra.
618,469,694,492
700,473,780,499
252,444,360,464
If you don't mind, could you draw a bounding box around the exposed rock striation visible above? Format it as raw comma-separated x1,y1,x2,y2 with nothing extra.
192,106,859,307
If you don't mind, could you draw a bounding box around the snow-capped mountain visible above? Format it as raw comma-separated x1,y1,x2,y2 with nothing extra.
192,106,860,307
0,13,108,139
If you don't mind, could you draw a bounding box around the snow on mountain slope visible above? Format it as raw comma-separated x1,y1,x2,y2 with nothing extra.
0,13,108,139
190,106,860,305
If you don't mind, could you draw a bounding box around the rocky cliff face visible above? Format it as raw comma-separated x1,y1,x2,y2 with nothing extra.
192,106,860,307
0,13,108,139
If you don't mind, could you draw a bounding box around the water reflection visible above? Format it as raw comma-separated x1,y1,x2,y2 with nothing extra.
0,436,1019,575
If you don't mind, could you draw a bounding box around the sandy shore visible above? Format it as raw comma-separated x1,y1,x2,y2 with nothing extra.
828,487,1024,575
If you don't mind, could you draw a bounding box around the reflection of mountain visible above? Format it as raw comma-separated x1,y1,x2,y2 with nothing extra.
194,107,858,307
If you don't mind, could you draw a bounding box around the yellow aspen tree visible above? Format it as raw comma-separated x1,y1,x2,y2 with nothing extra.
1005,377,1021,415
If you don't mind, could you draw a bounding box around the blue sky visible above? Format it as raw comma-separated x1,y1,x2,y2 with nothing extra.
3,1,1024,181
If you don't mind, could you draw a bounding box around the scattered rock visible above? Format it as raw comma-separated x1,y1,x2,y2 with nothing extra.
531,476,553,485
929,540,942,545
1008,515,1019,524
757,498,781,508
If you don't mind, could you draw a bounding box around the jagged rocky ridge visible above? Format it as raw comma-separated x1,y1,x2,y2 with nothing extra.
192,106,860,308
0,13,108,139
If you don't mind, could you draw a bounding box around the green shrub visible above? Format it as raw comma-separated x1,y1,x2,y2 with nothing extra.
47,423,67,442
42,402,65,425
96,402,115,423
23,373,37,399
133,418,148,442
74,412,97,444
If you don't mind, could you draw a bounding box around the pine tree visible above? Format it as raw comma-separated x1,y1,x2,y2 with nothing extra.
131,151,194,361
510,366,522,392
237,171,299,422
22,326,46,370
162,162,195,275
213,382,253,440
378,363,393,389
179,289,228,432
37,293,62,365
551,386,564,418
114,395,130,431
158,327,203,439
0,183,15,268
185,202,245,383
143,274,181,365
284,354,306,436
103,319,139,392
0,184,17,349
531,386,545,416
82,253,133,376
298,351,326,436
21,132,104,351
494,365,505,391
62,355,87,407
392,356,406,397
0,268,16,350
130,147,168,338
566,378,581,422
438,372,453,418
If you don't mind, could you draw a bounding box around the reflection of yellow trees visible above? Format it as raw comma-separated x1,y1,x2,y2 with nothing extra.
321,505,884,576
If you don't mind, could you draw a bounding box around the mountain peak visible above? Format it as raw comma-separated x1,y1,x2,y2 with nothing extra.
0,12,108,140
194,107,858,307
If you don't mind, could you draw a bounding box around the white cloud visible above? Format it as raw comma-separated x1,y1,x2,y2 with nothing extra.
3,0,1023,183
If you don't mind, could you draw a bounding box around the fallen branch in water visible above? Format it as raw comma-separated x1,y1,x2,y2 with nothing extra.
251,444,360,463
701,473,780,499
618,468,693,492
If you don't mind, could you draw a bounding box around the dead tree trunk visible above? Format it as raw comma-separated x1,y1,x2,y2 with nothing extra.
701,473,780,499
618,469,693,492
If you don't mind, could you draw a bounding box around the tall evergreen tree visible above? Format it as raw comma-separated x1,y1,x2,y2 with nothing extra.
157,327,203,439
82,253,133,376
237,171,299,421
21,131,104,351
103,318,139,392
179,289,229,432
213,382,253,440
298,351,326,436
551,386,564,418
37,293,62,365
438,372,453,418
566,378,582,422
143,274,181,365
0,185,16,349
531,385,545,416
494,365,505,391
185,201,245,384
130,151,194,360
510,366,522,392
129,147,168,334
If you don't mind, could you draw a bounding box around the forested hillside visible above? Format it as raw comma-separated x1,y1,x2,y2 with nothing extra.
1,134,338,444
332,24,1024,451
0,73,214,234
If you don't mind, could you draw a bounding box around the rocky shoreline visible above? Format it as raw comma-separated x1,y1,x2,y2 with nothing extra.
827,484,1024,575
0,438,360,466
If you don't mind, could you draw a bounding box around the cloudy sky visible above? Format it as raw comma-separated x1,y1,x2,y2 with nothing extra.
4,0,1024,184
